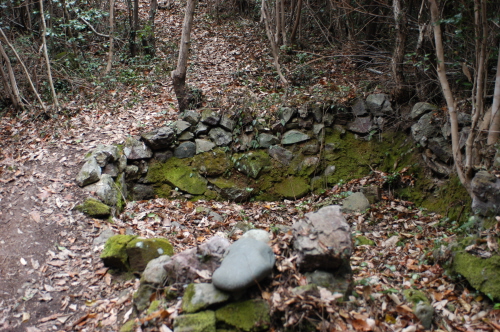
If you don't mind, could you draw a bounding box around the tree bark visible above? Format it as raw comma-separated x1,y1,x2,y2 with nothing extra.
171,0,196,112
429,0,470,195
39,0,59,111
487,41,500,145
105,0,115,74
391,0,408,102
0,41,21,110
290,0,302,44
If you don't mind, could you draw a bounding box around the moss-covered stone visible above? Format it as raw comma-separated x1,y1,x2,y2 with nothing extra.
153,183,172,198
274,177,310,199
182,283,230,313
215,299,270,332
355,236,375,246
133,283,156,312
100,234,137,271
147,300,160,315
192,148,233,176
75,198,111,218
233,150,271,179
174,310,217,332
146,158,207,195
126,238,174,272
451,249,500,301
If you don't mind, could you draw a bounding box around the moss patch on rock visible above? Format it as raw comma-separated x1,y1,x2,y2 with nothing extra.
75,198,111,218
215,299,270,332
174,310,217,332
451,249,500,301
192,148,233,176
126,238,174,272
232,150,271,179
274,176,310,199
100,234,137,271
146,158,207,195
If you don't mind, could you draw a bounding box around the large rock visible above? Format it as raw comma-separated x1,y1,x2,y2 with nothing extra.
182,110,201,125
124,137,153,160
201,110,221,126
141,255,171,285
173,120,192,135
347,117,373,134
164,236,230,284
342,192,371,213
76,158,101,187
141,127,175,150
274,177,310,199
278,107,297,124
84,174,119,206
366,93,392,116
268,145,293,165
174,141,196,159
209,127,232,146
411,112,440,147
89,144,120,167
411,102,437,120
258,133,279,148
212,237,275,292
427,137,453,163
292,205,352,272
352,99,368,117
126,238,174,272
282,130,310,145
471,170,500,217
75,198,111,218
195,139,216,154
215,300,271,332
182,283,230,313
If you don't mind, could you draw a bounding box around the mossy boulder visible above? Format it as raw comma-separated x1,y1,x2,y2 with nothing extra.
209,177,253,202
233,150,271,179
146,158,207,195
174,310,217,332
274,177,310,199
100,234,137,271
192,148,232,176
126,238,174,272
451,249,500,301
215,299,270,332
75,198,111,218
182,283,230,313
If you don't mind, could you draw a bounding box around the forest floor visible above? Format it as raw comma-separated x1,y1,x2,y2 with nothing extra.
1,1,500,331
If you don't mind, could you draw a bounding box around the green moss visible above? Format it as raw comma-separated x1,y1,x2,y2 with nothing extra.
100,235,137,271
215,300,270,332
403,289,430,305
146,158,207,195
452,249,500,301
119,319,136,332
154,184,172,198
274,176,310,199
355,236,375,246
232,150,271,179
147,300,160,315
75,198,111,218
192,148,233,176
133,283,155,312
174,310,217,332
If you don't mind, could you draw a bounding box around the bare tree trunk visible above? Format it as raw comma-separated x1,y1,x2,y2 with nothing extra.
391,0,407,102
465,0,487,170
487,41,500,145
0,27,47,112
0,41,21,110
105,0,115,74
39,0,59,111
261,0,288,87
290,0,302,44
171,0,196,112
429,0,470,194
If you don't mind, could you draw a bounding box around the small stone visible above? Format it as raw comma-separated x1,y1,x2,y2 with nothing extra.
75,198,111,218
212,237,275,292
302,143,320,155
313,123,325,136
141,127,176,150
174,120,192,135
142,255,172,285
342,192,370,213
195,122,209,136
76,158,101,187
241,229,271,243
124,137,153,160
126,238,174,272
182,283,230,313
201,110,221,126
278,107,297,124
258,133,279,148
415,302,434,329
89,145,120,167
174,141,196,159
131,184,155,201
84,174,119,206
209,127,232,146
215,300,271,331
178,131,195,141
347,117,373,134
411,102,437,120
195,139,216,154
268,145,293,165
281,130,310,145
182,110,201,125
352,99,368,117
220,115,235,131
93,228,114,247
